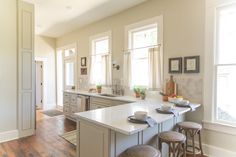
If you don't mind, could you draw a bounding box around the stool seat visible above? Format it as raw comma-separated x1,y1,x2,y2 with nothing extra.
177,122,202,130
159,131,186,142
123,145,161,157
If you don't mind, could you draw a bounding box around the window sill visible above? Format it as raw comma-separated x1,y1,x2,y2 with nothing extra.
203,120,236,136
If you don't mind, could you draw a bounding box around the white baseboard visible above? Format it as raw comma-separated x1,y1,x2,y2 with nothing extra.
0,130,19,143
203,143,236,157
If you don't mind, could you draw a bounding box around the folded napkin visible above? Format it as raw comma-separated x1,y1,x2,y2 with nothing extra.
127,116,157,127
156,108,179,117
146,117,157,127
175,103,196,111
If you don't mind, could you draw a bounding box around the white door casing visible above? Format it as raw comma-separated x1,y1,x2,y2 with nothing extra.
18,1,35,137
35,61,43,109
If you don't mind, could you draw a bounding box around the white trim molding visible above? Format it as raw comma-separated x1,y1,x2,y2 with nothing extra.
203,143,236,157
0,130,19,143
203,121,236,136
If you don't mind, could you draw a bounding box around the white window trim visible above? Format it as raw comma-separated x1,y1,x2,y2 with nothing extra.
124,16,163,50
89,31,112,55
204,0,236,133
89,31,112,86
124,16,164,89
57,43,78,90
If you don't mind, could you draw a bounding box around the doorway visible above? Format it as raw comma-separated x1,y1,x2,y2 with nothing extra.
36,61,43,110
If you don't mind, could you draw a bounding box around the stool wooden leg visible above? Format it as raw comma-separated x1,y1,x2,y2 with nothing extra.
185,131,188,151
158,139,162,154
169,143,171,157
192,135,195,157
198,131,204,156
173,143,176,157
183,142,186,157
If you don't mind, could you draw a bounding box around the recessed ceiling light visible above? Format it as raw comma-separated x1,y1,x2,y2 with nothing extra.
66,6,72,10
36,25,42,28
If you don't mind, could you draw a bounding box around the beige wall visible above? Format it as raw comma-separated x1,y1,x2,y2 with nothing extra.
0,0,17,132
35,35,56,110
57,0,204,91
56,0,236,155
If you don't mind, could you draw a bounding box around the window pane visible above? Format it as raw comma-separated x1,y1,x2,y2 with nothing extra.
132,27,157,48
65,62,74,86
216,65,236,124
95,38,109,54
65,48,75,57
129,25,157,87
217,5,236,64
131,49,149,87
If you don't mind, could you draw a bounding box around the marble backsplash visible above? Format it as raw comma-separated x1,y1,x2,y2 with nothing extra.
78,75,203,104
171,75,203,103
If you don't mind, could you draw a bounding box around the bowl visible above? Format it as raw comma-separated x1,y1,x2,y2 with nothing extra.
134,111,148,121
168,97,183,103
178,100,190,106
161,104,173,111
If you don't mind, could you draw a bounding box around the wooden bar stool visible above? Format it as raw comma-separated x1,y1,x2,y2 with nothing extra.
158,131,186,157
121,145,161,157
177,122,204,157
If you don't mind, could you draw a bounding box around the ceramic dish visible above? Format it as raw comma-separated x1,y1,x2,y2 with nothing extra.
127,115,151,124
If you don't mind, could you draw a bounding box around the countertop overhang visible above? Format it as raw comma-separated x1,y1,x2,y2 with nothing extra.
74,97,200,135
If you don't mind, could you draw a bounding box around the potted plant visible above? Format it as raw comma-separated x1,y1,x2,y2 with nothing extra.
133,87,140,98
140,88,146,100
159,91,168,101
96,84,102,93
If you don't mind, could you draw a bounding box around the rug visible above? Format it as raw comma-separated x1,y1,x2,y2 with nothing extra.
60,130,77,146
41,109,63,117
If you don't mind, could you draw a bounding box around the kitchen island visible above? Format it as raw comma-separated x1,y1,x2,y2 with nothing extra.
75,99,200,157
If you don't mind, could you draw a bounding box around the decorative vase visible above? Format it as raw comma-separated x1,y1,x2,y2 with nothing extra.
135,92,140,98
97,88,102,93
140,94,146,100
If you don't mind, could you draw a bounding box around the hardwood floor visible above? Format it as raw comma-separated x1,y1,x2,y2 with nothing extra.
0,114,76,157
0,112,207,157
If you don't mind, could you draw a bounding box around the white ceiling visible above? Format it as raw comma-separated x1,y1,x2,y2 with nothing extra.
24,0,147,38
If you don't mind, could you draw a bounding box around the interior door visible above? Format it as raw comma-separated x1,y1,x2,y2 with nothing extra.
36,61,43,109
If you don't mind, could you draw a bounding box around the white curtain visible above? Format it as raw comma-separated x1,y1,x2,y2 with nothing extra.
101,54,112,86
89,55,97,85
148,47,162,90
123,52,131,88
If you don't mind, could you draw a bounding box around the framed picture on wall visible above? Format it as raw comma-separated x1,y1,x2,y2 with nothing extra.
81,68,87,75
81,57,86,66
169,57,182,73
184,56,200,73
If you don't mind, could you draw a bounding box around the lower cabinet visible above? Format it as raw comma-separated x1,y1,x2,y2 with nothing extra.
63,92,88,121
63,92,131,121
90,97,130,110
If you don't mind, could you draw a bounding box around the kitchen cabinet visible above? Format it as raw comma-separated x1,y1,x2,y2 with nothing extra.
63,92,89,121
90,97,130,110
63,92,131,121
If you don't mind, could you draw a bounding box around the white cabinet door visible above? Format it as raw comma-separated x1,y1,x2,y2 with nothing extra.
18,1,35,138
79,120,109,157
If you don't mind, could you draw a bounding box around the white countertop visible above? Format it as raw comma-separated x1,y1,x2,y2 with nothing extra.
75,98,200,135
64,90,138,102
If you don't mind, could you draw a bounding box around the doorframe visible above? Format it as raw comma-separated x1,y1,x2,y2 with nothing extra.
35,57,46,110
35,60,44,109
56,43,78,110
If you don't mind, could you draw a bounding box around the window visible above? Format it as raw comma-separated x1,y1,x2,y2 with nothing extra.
215,4,236,125
124,16,163,89
89,32,112,86
129,25,157,87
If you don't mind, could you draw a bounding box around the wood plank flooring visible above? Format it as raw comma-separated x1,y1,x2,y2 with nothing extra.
0,112,207,157
0,114,76,157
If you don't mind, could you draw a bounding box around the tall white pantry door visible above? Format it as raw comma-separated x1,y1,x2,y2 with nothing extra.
18,1,35,137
